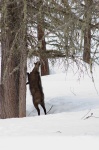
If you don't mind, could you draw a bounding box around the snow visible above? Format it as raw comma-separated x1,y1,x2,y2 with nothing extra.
0,60,99,149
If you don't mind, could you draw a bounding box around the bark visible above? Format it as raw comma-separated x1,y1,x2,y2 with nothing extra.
1,0,27,118
18,0,27,118
0,84,5,118
1,1,19,118
37,0,49,76
83,0,92,64
83,27,91,64
37,24,49,76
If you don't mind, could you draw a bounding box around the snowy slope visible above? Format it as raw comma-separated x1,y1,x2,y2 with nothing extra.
0,59,99,149
0,109,99,136
0,66,99,136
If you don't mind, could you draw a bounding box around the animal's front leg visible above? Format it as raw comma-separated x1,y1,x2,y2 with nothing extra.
26,72,30,85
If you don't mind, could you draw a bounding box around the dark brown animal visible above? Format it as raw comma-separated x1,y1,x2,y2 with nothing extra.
27,61,46,116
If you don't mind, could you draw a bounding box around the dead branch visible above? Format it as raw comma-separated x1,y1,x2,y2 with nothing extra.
47,105,53,114
84,113,99,120
81,109,91,119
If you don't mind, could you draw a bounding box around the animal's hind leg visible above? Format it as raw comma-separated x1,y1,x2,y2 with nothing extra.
41,103,46,115
34,104,40,116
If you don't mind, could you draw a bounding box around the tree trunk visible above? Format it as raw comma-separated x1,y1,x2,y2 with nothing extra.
0,0,27,118
37,23,49,76
83,27,91,64
0,84,5,118
83,0,92,64
37,0,49,76
18,0,27,118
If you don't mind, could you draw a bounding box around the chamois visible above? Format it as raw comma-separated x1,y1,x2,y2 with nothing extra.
27,61,46,116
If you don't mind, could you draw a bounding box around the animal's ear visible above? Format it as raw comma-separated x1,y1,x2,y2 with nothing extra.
34,62,37,66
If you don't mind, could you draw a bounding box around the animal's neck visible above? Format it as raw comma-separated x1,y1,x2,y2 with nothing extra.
33,68,39,73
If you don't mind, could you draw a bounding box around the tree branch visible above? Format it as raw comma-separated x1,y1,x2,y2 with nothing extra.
28,49,68,58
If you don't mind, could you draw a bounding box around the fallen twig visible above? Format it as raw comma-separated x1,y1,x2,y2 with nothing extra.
28,105,53,116
81,109,91,119
70,87,76,96
47,105,53,114
84,113,93,120
28,109,35,116
84,113,99,120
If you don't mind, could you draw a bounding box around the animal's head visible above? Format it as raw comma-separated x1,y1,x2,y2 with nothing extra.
34,61,41,72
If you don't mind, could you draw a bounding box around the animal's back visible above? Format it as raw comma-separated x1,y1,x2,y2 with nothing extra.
29,70,44,101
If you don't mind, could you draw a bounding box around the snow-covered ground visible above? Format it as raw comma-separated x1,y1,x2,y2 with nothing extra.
0,60,99,149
